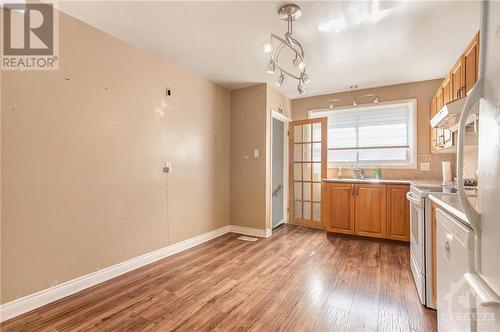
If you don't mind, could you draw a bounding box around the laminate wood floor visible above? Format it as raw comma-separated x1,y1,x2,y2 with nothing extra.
1,225,437,332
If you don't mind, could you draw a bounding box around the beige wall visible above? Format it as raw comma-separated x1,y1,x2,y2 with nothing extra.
230,84,290,230
267,85,292,119
230,84,267,230
1,11,230,303
291,79,456,180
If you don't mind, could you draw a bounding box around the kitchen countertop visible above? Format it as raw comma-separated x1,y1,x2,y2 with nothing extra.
323,178,444,186
428,193,478,227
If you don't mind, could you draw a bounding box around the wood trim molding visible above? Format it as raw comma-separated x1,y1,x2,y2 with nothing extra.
0,225,232,322
271,110,291,123
229,225,272,238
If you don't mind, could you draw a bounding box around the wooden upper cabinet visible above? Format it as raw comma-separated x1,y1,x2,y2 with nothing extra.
324,182,355,234
442,75,452,105
451,56,465,100
386,185,410,241
429,32,479,154
464,33,479,94
354,184,387,238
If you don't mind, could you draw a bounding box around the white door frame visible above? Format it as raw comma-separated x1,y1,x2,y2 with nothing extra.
269,110,291,232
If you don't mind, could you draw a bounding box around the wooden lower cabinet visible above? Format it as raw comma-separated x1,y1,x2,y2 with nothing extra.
324,182,355,234
323,182,410,241
354,184,387,238
386,185,410,241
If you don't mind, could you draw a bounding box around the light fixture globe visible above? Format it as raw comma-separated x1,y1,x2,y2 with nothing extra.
262,41,273,54
293,56,305,71
264,3,309,96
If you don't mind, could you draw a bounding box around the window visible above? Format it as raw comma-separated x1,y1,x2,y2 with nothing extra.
309,99,416,167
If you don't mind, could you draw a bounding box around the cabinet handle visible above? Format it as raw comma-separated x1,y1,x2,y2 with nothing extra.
461,86,466,97
351,184,355,196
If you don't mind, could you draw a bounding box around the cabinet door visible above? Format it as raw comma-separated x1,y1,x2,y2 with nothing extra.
442,75,452,105
435,88,444,111
451,56,465,100
464,33,479,94
386,185,410,241
430,97,437,151
324,183,355,234
354,184,387,238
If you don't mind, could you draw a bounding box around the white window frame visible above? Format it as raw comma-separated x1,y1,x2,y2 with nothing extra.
308,99,417,169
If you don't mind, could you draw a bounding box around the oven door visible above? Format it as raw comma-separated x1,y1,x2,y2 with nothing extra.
406,191,426,304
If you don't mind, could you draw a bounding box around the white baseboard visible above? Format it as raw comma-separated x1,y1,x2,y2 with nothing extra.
0,225,231,322
230,225,272,238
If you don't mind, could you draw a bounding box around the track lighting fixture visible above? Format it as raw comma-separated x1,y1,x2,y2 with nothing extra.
325,87,380,109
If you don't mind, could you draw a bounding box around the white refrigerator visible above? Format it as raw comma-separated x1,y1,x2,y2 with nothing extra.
452,0,500,330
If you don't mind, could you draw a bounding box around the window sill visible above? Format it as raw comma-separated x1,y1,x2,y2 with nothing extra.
329,163,417,170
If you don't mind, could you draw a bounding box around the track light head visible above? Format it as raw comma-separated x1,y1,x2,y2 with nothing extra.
301,72,311,84
275,71,285,87
297,81,305,95
267,60,276,74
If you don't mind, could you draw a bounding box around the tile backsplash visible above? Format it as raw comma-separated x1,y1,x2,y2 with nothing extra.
327,153,456,180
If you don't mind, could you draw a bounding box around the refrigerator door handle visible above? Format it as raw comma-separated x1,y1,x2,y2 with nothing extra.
457,0,484,236
465,273,500,306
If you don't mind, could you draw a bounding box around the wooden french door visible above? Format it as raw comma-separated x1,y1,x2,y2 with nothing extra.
289,118,327,229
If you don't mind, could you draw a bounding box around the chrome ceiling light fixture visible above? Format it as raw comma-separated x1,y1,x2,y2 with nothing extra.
262,3,309,96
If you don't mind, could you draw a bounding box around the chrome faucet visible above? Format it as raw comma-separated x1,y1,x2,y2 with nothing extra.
351,164,365,180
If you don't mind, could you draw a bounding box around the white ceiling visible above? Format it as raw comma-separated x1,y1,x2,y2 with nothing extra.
59,1,480,98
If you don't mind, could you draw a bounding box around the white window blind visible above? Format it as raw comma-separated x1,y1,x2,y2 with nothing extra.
310,100,416,167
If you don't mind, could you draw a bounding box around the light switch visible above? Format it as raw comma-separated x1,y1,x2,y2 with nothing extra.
254,149,259,158
163,161,172,173
420,162,430,171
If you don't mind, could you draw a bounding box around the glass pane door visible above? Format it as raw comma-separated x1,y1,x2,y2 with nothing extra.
289,118,327,229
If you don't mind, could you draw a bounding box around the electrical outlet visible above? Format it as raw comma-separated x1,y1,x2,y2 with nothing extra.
254,149,259,158
420,162,430,171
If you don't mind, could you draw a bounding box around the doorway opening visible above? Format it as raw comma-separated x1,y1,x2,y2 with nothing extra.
271,111,290,230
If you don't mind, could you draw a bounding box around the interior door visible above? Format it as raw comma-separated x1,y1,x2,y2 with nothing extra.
272,118,284,228
289,118,327,229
